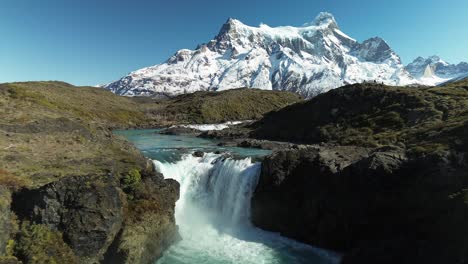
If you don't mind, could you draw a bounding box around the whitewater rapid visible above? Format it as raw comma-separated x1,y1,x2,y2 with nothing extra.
154,152,338,264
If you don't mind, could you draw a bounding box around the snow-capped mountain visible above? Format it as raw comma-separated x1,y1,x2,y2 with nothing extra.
104,12,416,98
406,56,468,86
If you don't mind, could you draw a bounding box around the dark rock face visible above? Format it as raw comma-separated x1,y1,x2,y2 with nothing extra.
12,175,125,263
352,37,396,63
252,146,468,263
252,145,370,248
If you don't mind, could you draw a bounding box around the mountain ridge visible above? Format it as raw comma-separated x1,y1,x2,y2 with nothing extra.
104,13,467,98
104,13,416,97
406,55,468,86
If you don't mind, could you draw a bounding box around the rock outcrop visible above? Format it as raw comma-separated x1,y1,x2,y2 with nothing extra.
252,145,468,263
12,174,125,263
11,167,179,264
103,170,180,264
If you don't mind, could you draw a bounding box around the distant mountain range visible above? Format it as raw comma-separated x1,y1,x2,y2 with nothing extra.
406,56,468,86
104,13,468,97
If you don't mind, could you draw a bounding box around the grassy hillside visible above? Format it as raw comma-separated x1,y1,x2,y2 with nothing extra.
1,81,146,128
136,88,302,125
0,81,152,188
0,81,301,187
252,80,468,155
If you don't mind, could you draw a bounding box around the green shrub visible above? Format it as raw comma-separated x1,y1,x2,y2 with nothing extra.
14,222,77,264
122,169,142,197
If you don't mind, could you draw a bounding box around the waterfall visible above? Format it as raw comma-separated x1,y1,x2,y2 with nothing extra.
154,152,338,264
153,153,260,228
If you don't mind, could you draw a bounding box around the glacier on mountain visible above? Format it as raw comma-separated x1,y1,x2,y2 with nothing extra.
104,12,420,97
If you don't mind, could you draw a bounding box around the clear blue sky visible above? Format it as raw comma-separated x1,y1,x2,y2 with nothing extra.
1,0,467,86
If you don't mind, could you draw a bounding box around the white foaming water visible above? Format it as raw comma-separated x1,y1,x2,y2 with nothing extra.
173,121,247,131
154,152,338,264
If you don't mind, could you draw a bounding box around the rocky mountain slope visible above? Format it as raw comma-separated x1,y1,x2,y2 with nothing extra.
406,56,468,86
104,12,416,98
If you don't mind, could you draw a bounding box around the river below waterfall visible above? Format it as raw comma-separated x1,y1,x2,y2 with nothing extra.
115,129,339,264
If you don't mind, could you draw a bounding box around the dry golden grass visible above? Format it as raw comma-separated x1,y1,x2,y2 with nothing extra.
0,169,30,190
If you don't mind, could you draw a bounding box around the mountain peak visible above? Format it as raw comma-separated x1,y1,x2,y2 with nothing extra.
353,37,397,63
224,17,244,27
427,55,450,65
409,55,449,67
308,12,338,28
213,18,246,48
215,17,248,39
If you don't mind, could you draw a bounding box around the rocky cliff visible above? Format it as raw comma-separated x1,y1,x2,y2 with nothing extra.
250,80,468,263
252,146,468,263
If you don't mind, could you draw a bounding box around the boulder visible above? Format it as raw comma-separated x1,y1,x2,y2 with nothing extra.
193,151,204,158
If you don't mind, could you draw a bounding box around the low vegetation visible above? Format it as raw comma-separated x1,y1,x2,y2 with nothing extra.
252,80,468,156
135,88,302,125
1,82,145,128
0,81,300,187
13,222,77,264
